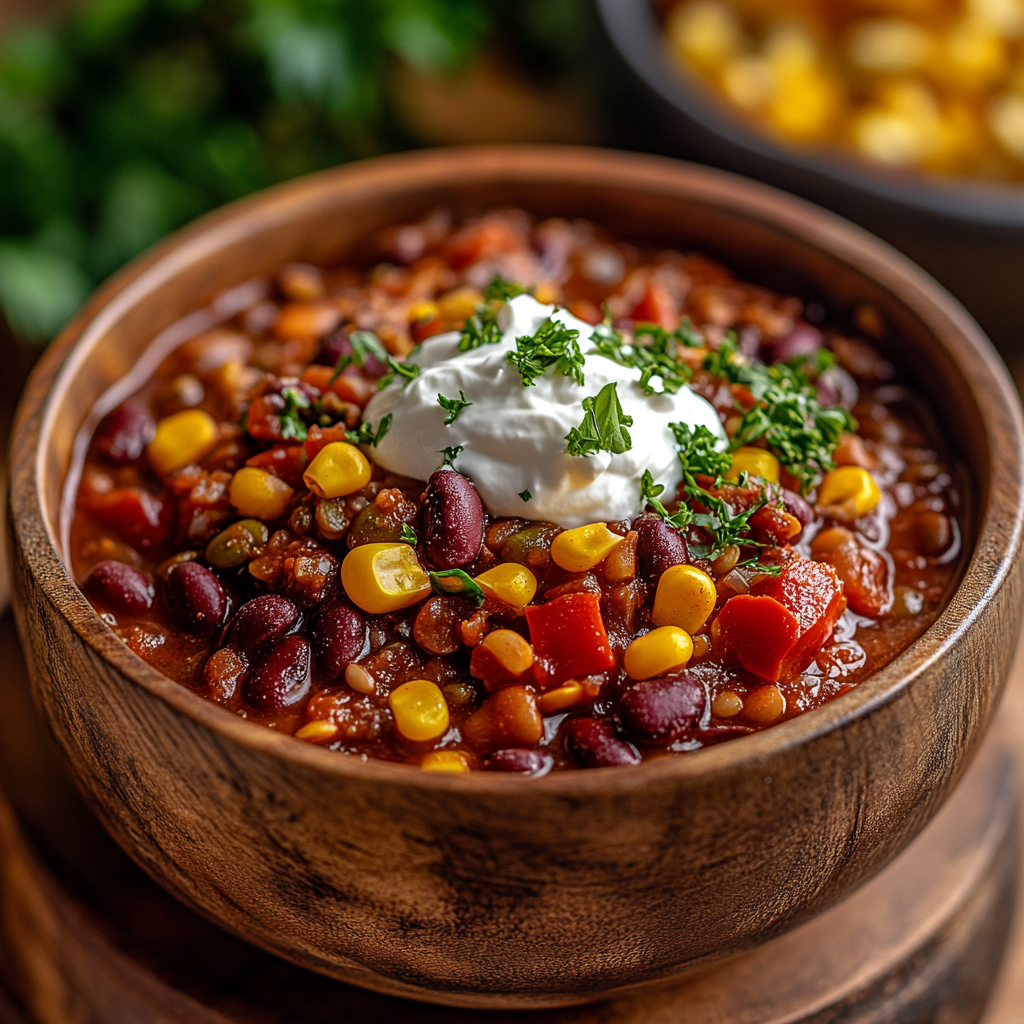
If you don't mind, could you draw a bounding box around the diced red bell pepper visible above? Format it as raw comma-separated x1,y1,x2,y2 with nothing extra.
631,281,679,330
246,445,308,490
246,394,285,442
525,593,616,690
81,486,174,552
713,595,800,682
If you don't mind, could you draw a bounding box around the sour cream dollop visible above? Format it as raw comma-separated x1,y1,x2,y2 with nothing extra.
362,296,725,529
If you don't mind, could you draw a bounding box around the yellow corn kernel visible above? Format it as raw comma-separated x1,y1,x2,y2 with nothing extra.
407,300,439,322
437,288,483,322
653,564,718,633
341,542,431,614
475,563,537,611
624,626,694,681
725,446,780,484
229,467,295,520
147,409,218,476
304,441,372,499
295,720,339,743
389,679,450,743
421,750,470,773
818,466,882,518
550,523,624,573
533,282,560,305
538,680,585,715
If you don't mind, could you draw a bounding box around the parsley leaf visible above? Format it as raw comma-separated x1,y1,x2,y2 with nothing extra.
458,276,528,352
438,445,464,468
589,317,694,395
279,387,310,441
507,317,585,387
736,557,783,576
399,523,418,545
640,470,693,532
429,569,486,606
518,488,532,502
345,414,391,447
565,382,634,457
437,390,472,425
483,276,529,302
378,356,419,390
330,330,390,383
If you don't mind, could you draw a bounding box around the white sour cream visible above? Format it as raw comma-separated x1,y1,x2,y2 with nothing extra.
362,296,725,529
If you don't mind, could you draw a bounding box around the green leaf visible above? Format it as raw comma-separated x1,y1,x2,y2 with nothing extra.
438,445,464,468
279,387,310,442
589,316,693,395
507,316,584,387
518,488,532,502
399,523,418,545
483,276,529,303
429,568,486,606
437,389,472,425
378,356,419,390
565,382,633,457
331,330,389,382
639,469,693,533
345,414,391,448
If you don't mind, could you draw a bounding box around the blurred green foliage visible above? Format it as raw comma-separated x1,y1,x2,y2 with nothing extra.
0,0,594,342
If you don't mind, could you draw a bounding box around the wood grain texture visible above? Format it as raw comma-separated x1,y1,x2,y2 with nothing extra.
0,609,1015,1024
7,148,1024,1008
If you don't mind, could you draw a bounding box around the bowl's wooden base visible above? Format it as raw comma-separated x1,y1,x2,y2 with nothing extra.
0,610,1016,1024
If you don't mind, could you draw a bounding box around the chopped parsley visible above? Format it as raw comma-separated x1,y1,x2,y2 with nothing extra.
437,390,472,425
279,387,311,442
429,568,486,606
399,523,418,545
378,356,420,390
518,488,532,502
458,277,529,352
484,276,529,303
439,445,464,468
345,414,391,447
330,330,389,383
507,317,585,387
565,382,633,457
590,317,696,395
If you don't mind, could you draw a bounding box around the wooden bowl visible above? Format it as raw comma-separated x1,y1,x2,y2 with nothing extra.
8,146,1024,1010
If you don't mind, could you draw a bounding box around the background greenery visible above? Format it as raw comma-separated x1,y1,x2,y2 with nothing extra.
0,0,596,342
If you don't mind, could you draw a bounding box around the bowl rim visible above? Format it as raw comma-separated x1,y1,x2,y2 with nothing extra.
12,144,1024,796
596,0,1024,229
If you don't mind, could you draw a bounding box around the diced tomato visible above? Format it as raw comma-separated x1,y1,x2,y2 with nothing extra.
525,593,616,690
330,371,376,407
300,364,334,394
811,529,889,617
445,216,524,268
246,445,308,490
303,425,351,461
412,317,445,343
81,486,174,552
713,595,800,682
748,504,802,545
246,394,285,442
631,281,679,330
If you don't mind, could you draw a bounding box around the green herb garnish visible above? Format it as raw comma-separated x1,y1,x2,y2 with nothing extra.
565,382,634,457
437,390,472,425
507,317,585,387
439,445,464,468
429,568,486,606
483,276,529,302
518,488,532,502
736,557,783,576
640,470,693,533
399,523,418,545
378,356,419,390
345,414,391,447
590,317,696,395
330,330,390,383
458,276,529,352
279,387,310,441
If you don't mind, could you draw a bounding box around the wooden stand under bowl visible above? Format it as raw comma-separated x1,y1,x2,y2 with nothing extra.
0,608,1018,1024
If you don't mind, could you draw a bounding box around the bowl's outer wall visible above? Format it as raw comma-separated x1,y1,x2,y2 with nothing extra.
9,149,1024,1008
595,0,1024,355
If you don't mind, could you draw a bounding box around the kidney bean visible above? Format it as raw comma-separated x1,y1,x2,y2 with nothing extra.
317,326,387,378
164,561,227,632
635,513,688,584
485,749,553,776
564,718,640,768
781,488,812,529
313,600,368,681
770,322,821,364
225,595,300,658
85,560,155,615
618,672,705,744
424,469,484,570
246,636,311,711
413,596,466,656
912,510,953,557
94,401,156,464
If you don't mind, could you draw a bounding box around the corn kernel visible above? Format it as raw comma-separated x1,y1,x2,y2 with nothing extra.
666,0,742,72
533,282,560,305
475,563,537,611
538,680,585,714
624,626,694,680
341,542,431,614
295,720,339,743
653,565,717,634
421,750,470,773
476,629,533,677
229,467,294,520
304,442,372,499
550,523,624,573
389,679,450,742
725,447,780,484
818,466,882,518
437,288,483,322
407,300,439,322
147,409,218,476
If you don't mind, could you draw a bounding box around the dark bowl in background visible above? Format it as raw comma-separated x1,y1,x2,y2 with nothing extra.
595,0,1024,354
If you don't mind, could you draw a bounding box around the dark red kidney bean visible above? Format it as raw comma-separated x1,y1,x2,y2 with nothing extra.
424,469,484,570
313,600,368,681
246,637,311,712
224,595,300,658
85,560,155,615
618,672,705,745
815,367,858,410
485,749,553,776
318,326,387,378
564,718,640,768
781,489,812,529
770,322,821,364
635,513,688,585
94,401,156,464
164,562,227,632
